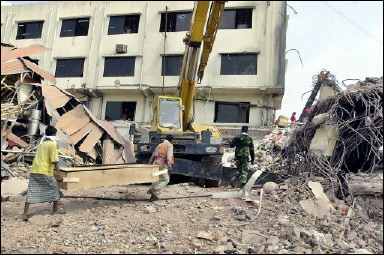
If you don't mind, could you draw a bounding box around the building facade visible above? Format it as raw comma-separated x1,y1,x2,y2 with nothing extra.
1,1,287,127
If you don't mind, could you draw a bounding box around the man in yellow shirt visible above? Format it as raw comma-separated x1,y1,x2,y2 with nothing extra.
22,126,64,221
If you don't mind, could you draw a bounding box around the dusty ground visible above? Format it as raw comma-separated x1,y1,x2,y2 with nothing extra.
1,180,383,254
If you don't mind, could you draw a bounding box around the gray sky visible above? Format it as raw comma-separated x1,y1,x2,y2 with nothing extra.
4,1,384,119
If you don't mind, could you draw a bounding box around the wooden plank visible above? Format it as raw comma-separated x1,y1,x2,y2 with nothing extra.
59,164,159,190
153,170,168,177
63,177,80,183
61,164,152,172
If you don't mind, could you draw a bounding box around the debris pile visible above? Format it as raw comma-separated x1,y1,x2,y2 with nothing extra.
282,76,383,197
1,43,135,179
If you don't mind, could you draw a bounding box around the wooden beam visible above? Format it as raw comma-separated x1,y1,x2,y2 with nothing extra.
59,164,160,190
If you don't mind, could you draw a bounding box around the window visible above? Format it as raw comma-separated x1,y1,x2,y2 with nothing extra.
60,18,89,37
55,58,85,77
161,55,183,76
214,101,250,123
103,57,135,77
80,100,89,108
105,102,137,121
108,15,140,35
16,21,44,39
219,9,252,29
221,54,257,75
160,12,192,32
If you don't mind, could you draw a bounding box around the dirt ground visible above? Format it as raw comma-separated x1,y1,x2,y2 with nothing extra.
1,180,383,254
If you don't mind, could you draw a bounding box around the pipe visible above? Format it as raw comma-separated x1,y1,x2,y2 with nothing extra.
139,2,149,123
28,109,41,135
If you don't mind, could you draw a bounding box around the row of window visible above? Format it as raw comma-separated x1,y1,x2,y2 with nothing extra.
55,54,257,78
16,9,253,39
105,101,249,123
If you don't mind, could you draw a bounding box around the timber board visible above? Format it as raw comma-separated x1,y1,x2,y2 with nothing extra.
59,164,160,190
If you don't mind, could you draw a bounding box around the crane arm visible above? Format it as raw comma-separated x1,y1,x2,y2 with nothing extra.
177,1,226,131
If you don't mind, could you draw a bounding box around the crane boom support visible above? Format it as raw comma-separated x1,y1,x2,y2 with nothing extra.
177,1,226,131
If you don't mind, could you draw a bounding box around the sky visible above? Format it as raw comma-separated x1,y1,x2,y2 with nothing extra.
3,1,384,120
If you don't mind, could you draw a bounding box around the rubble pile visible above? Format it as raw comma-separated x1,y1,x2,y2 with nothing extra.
281,77,383,197
1,43,135,179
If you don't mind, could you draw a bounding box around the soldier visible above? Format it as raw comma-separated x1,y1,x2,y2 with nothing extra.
229,126,255,186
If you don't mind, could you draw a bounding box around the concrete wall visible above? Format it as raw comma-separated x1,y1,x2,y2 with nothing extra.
1,1,287,126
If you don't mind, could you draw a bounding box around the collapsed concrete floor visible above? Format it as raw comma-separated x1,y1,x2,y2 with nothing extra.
1,176,383,254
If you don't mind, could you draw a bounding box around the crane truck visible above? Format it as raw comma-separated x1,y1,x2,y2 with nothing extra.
135,1,226,186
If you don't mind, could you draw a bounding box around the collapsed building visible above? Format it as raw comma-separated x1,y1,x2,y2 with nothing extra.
223,71,383,198
1,43,135,179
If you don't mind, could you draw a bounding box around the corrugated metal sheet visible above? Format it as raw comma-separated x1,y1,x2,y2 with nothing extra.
84,107,123,145
1,44,50,62
70,121,95,144
78,125,104,154
18,75,41,85
7,132,28,148
87,148,97,160
1,45,15,53
22,59,56,84
1,59,29,75
41,85,71,109
56,105,91,135
44,98,53,117
102,139,124,164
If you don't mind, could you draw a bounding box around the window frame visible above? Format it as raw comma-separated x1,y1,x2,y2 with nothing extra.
105,101,137,121
16,21,44,40
214,101,250,123
60,18,90,37
108,15,140,35
219,8,253,29
159,11,192,32
161,55,184,76
55,58,85,78
103,57,136,77
220,53,258,75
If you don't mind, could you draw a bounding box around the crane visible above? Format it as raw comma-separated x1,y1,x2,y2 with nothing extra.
136,1,226,185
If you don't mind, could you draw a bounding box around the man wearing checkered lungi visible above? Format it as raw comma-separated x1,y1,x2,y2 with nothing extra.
22,126,64,221
147,134,175,201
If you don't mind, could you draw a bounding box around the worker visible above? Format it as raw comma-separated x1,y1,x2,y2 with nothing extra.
22,126,64,221
229,126,255,186
147,134,175,201
290,112,297,122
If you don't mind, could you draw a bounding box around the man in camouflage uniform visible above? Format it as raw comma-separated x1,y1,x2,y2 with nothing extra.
230,126,255,185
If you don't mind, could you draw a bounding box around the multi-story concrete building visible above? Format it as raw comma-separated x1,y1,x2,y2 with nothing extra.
1,1,287,128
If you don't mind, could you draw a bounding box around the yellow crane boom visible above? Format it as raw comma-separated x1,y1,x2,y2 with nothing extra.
177,1,226,131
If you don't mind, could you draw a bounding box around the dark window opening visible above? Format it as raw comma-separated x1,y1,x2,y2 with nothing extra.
55,58,85,77
29,59,39,65
108,15,140,35
160,12,192,32
80,100,89,108
103,57,135,77
221,54,257,75
105,101,137,121
219,8,252,29
214,101,250,123
161,55,183,76
60,18,89,37
16,21,44,39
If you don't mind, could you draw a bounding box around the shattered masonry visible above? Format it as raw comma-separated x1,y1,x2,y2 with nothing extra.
1,43,135,179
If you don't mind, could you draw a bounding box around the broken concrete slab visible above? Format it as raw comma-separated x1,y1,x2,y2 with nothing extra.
197,231,214,241
241,230,267,245
1,177,28,197
308,181,335,213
